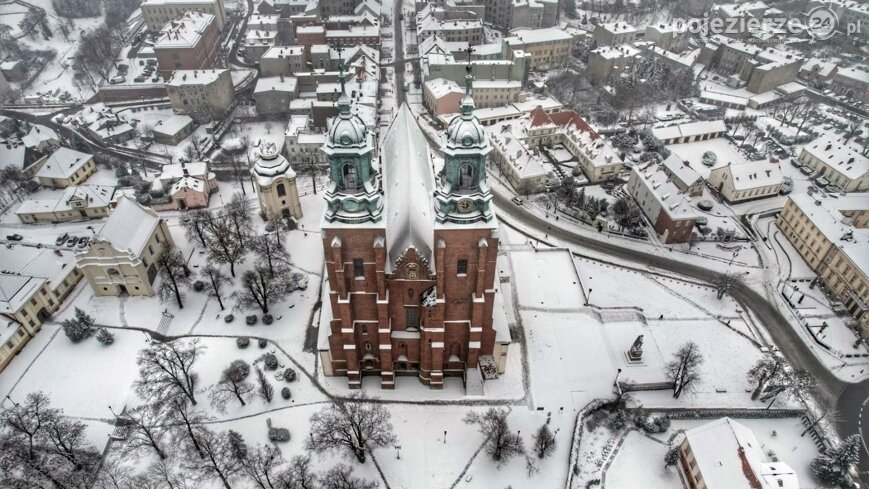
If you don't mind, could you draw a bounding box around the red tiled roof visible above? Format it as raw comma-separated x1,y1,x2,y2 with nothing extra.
528,106,600,140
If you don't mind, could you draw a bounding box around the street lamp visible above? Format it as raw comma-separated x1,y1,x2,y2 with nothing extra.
395,444,401,459
444,430,447,444
586,288,593,306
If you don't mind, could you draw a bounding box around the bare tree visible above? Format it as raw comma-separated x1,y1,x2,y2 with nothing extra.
665,342,703,399
255,367,274,403
267,213,288,242
210,360,255,412
711,271,745,300
318,463,378,489
0,391,101,488
139,460,190,489
464,408,525,465
234,263,289,314
760,370,816,409
225,193,253,242
201,264,231,310
275,454,317,489
182,209,212,248
134,339,206,405
206,212,247,277
306,392,397,463
183,428,243,489
746,351,785,400
123,403,169,459
532,423,556,459
250,233,291,277
165,396,212,459
240,443,284,489
157,247,191,309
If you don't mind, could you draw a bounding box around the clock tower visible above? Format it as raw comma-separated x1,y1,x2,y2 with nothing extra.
322,59,383,224
435,67,494,224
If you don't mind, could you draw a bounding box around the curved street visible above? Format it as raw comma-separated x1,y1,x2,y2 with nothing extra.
489,190,869,483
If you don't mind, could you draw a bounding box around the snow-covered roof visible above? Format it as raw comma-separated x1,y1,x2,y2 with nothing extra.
424,78,463,99
652,120,726,141
35,147,93,180
633,164,702,221
0,274,44,314
0,245,77,295
381,104,436,271
170,176,206,194
262,45,305,59
158,162,209,182
801,137,868,180
684,418,798,489
505,27,573,45
251,143,296,186
154,12,215,49
152,115,193,137
21,125,58,149
165,69,228,86
789,193,869,273
597,22,637,34
254,76,298,93
717,161,783,191
16,185,115,215
95,197,162,256
661,153,702,187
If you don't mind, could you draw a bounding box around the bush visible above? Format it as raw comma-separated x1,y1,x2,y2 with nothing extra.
286,218,298,231
263,353,279,370
96,328,114,345
607,409,627,430
702,151,718,166
262,314,273,325
224,314,235,323
281,387,291,399
236,337,250,348
283,367,297,382
117,176,132,187
258,338,268,349
192,280,205,292
246,315,258,326
639,415,671,434
62,318,93,343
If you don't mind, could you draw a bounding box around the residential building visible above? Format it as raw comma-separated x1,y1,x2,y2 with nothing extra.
798,138,869,192
587,44,641,85
593,22,637,47
699,36,802,94
503,27,574,71
652,120,728,145
416,10,483,44
70,103,137,145
318,76,509,389
251,143,303,220
679,418,799,489
644,22,689,52
627,160,701,244
75,197,176,297
165,69,234,122
260,45,306,76
253,75,299,114
140,0,227,31
424,78,522,115
16,185,116,224
243,29,279,60
153,12,221,79
830,66,869,103
438,95,562,127
475,0,556,30
0,246,82,372
151,161,217,210
285,114,327,167
34,148,96,188
151,114,195,145
708,161,783,203
326,26,381,46
776,193,869,330
661,154,704,196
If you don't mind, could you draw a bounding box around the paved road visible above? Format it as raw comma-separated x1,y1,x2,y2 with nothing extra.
490,190,869,482
392,0,406,107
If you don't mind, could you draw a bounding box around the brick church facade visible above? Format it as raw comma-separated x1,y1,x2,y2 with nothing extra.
317,68,508,389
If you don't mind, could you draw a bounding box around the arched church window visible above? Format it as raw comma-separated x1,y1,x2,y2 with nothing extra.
458,164,474,190
276,183,286,197
343,164,358,191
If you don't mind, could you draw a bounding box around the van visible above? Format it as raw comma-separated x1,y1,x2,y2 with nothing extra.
511,197,524,206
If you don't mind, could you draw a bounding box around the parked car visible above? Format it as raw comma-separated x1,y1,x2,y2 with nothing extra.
511,197,524,206
800,166,815,176
56,233,69,246
6,234,23,241
65,236,79,247
77,237,90,249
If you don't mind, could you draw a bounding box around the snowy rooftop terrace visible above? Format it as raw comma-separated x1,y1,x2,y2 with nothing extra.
154,12,215,49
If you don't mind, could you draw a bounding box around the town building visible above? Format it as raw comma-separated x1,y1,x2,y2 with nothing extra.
644,22,689,52
260,45,307,76
153,12,221,79
243,29,279,60
165,69,234,122
285,114,328,167
652,120,728,145
318,70,509,390
593,22,637,47
16,185,116,224
251,142,303,221
798,138,869,192
34,148,96,188
76,197,176,297
424,77,522,115
661,154,704,196
253,75,299,114
698,36,802,94
829,67,869,103
151,161,217,210
0,246,82,372
679,418,799,489
627,160,701,244
708,162,783,203
503,27,573,71
776,193,869,331
141,0,227,31
70,103,137,145
151,114,195,145
587,44,641,85
326,26,381,46
474,0,556,30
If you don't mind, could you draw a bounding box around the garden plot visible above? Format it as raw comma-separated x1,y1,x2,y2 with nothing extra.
605,431,680,489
